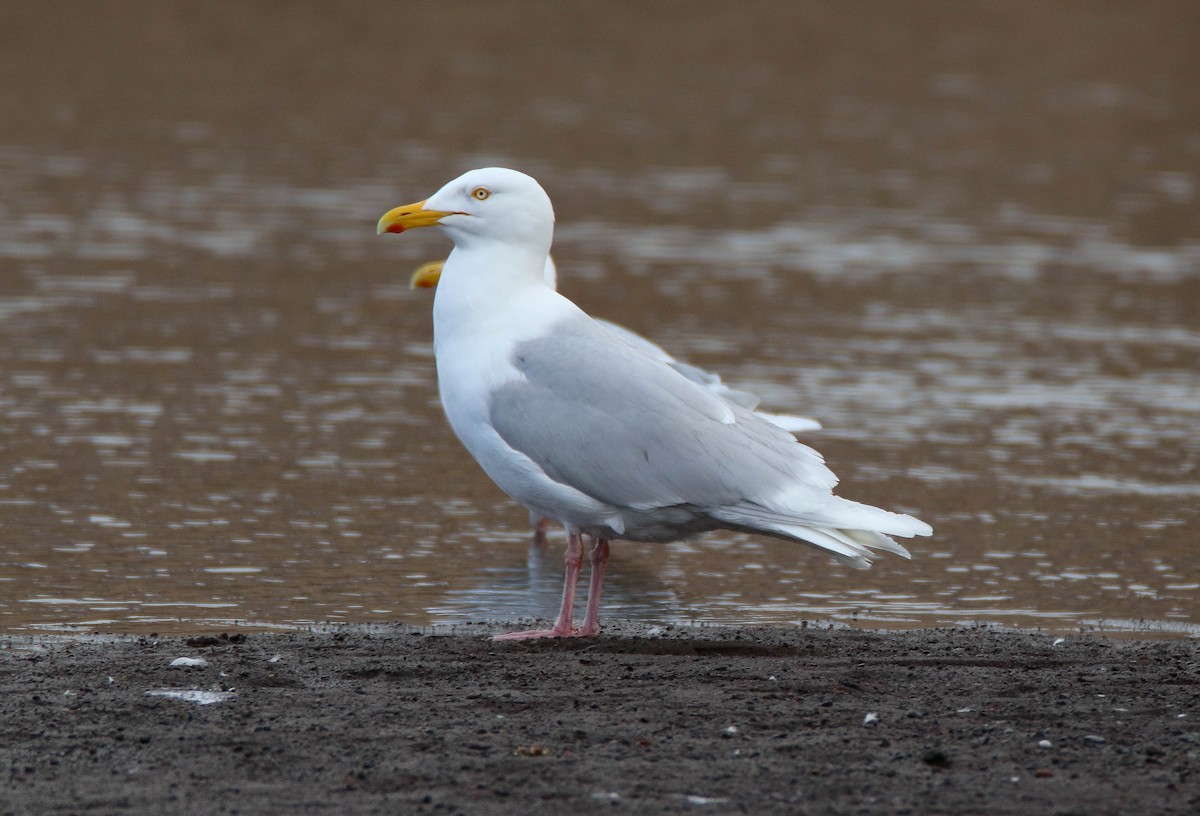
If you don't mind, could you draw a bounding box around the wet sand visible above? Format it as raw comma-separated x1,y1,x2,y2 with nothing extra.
3,623,1197,815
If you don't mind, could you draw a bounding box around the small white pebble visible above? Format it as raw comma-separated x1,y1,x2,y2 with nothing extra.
1038,739,1052,749
685,795,729,806
645,626,666,637
1010,776,1020,784
767,675,777,682
1084,735,1107,744
722,725,738,735
106,676,115,685
146,688,234,705
170,657,207,669
1052,638,1065,646
591,791,620,802
1177,713,1187,719
956,707,972,714
863,712,879,725
268,654,282,664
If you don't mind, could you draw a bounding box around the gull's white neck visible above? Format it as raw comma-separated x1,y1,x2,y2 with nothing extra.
432,240,565,348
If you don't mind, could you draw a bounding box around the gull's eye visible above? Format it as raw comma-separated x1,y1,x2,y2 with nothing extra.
471,186,491,201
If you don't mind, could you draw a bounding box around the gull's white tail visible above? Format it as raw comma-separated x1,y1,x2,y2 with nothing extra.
711,497,931,569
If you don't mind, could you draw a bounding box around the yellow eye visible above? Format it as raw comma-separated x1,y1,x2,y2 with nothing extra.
471,187,491,201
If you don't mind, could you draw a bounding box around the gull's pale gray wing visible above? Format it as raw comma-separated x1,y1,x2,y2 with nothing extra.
594,318,822,427
595,318,761,409
487,318,836,515
752,411,823,433
592,318,675,363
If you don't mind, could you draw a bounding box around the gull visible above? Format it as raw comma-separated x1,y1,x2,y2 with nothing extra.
410,255,823,544
378,168,932,640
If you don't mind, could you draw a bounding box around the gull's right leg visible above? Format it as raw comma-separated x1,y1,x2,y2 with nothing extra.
575,537,610,638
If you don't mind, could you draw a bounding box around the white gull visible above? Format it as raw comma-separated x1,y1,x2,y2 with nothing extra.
378,167,932,640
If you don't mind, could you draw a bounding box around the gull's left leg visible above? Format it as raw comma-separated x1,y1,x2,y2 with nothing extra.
576,538,610,638
531,516,550,547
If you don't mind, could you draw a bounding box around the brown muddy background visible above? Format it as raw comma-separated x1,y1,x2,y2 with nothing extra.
0,2,1197,637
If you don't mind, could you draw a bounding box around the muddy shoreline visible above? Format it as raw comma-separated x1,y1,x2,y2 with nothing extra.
2,622,1196,814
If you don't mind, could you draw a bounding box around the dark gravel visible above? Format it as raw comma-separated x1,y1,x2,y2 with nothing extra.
2,623,1197,815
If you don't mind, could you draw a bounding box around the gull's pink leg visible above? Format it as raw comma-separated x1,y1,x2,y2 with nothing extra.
493,530,584,640
531,517,550,547
576,538,610,638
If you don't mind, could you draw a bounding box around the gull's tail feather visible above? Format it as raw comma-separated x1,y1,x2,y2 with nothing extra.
843,528,912,558
711,498,930,569
812,496,933,539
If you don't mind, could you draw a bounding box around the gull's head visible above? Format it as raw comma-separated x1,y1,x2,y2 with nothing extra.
377,168,555,253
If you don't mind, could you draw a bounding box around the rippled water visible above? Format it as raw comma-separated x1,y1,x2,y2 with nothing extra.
1,5,1197,637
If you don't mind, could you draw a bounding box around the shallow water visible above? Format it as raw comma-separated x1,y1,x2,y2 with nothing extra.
1,5,1197,637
